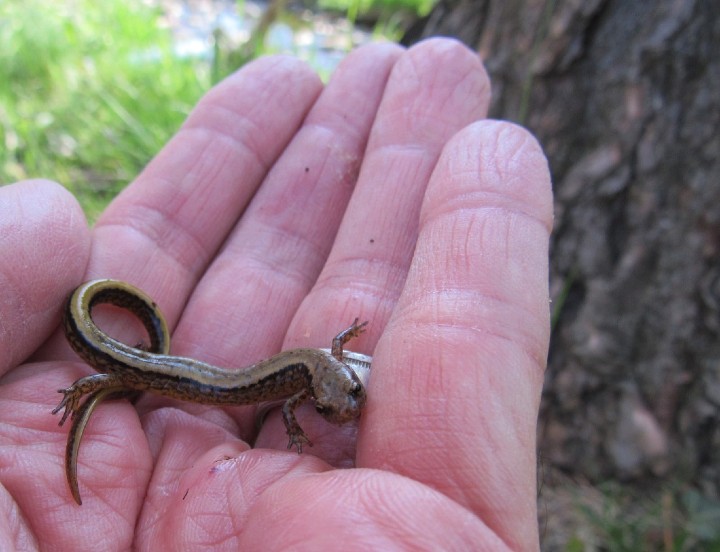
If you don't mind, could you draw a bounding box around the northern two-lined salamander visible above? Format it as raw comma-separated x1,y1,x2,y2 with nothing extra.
53,279,368,504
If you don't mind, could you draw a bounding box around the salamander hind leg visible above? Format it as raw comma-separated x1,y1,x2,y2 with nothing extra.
52,388,83,426
52,373,124,426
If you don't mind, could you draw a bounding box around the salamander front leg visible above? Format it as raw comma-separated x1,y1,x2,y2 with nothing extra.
330,318,368,361
281,389,313,453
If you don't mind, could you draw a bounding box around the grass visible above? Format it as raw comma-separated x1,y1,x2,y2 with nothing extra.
0,0,208,220
540,474,720,551
586,485,720,551
319,0,437,41
320,0,437,20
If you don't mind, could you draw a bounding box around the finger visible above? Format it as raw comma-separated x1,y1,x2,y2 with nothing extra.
237,470,505,549
87,56,323,323
288,38,491,347
258,38,491,454
171,43,402,363
358,121,553,550
0,180,89,375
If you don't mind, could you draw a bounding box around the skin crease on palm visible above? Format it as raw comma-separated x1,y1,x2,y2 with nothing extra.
0,38,552,551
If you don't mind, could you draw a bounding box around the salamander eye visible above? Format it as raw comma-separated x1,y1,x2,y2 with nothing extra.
315,404,326,414
349,382,362,397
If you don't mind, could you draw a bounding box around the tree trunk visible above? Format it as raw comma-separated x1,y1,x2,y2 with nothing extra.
404,0,720,496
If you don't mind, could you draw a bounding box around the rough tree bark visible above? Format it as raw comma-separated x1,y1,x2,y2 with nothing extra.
404,0,720,496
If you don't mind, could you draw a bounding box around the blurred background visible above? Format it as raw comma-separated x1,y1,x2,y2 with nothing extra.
2,1,719,550
0,0,435,219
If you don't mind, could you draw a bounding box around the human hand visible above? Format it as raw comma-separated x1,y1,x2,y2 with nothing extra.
0,38,552,550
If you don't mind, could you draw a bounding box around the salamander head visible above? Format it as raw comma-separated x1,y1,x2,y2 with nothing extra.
312,357,367,425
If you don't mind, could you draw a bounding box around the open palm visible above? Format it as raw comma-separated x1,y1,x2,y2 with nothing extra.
0,39,551,550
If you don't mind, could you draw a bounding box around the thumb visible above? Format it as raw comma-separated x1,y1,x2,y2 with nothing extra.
0,179,90,374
